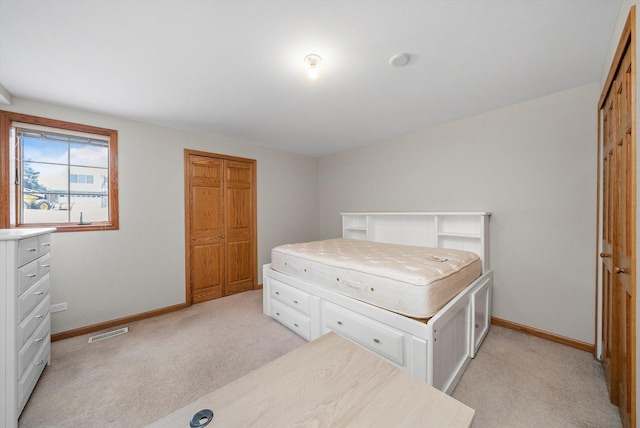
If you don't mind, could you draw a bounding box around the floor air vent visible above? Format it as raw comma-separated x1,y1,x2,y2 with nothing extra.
88,327,129,343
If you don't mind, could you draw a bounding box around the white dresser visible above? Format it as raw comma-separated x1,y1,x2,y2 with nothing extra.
1,228,55,427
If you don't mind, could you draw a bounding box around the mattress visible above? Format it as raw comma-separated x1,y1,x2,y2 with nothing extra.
270,238,481,318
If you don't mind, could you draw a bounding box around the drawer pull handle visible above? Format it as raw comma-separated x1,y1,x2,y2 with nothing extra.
28,248,37,252
275,291,280,295
35,337,45,342
294,323,299,327
373,338,380,343
276,312,280,316
27,274,37,278
34,291,45,296
42,243,51,247
293,300,298,304
35,360,44,366
42,264,50,268
337,321,343,325
36,314,44,319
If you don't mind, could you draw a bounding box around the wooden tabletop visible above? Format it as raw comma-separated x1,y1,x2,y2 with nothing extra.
148,332,475,427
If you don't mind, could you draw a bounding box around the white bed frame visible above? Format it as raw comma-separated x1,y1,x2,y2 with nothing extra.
263,212,492,394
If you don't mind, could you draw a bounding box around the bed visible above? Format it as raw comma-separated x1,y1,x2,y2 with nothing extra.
263,212,492,394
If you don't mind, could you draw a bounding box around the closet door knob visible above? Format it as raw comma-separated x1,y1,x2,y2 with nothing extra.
616,267,628,274
600,253,611,258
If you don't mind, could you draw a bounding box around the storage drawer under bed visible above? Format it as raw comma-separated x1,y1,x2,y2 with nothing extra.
270,278,311,316
271,300,311,341
323,301,404,365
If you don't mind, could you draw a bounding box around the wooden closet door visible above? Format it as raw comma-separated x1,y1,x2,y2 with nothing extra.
187,155,225,303
599,9,636,427
602,89,618,404
224,160,255,295
185,150,257,304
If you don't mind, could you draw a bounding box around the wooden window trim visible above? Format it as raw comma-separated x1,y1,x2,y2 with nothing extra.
0,111,119,232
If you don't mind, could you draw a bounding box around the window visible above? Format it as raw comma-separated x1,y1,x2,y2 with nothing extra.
0,111,118,232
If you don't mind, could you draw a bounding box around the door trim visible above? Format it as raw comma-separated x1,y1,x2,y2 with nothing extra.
184,149,258,305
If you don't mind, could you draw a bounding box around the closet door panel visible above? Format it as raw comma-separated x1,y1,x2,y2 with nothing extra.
224,160,255,295
187,155,225,304
598,13,635,427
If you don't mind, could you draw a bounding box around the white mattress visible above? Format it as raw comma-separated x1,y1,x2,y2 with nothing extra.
270,238,481,318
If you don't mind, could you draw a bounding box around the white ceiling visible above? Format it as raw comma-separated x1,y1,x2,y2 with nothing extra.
0,0,622,157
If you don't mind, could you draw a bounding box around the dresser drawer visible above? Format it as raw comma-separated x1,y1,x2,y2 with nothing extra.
18,237,40,267
18,338,50,414
271,300,311,341
38,233,52,258
323,302,404,365
271,279,311,316
18,259,40,295
19,277,50,323
18,315,50,379
38,252,51,277
18,294,50,350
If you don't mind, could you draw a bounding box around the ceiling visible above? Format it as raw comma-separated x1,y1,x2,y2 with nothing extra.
0,0,622,158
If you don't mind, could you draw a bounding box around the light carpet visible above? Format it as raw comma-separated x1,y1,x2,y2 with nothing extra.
19,290,621,427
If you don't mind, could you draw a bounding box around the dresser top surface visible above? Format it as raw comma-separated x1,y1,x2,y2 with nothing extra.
149,332,475,427
0,228,56,241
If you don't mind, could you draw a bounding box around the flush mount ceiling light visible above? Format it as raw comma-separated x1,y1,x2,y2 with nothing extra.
389,53,411,67
305,54,321,80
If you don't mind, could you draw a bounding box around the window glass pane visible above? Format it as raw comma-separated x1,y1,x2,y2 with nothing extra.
70,174,78,183
69,141,108,168
69,193,108,224
22,135,68,165
69,166,109,223
22,162,70,224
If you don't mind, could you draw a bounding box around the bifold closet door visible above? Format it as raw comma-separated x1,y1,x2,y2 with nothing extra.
188,155,225,303
599,8,636,428
223,160,255,295
186,151,257,304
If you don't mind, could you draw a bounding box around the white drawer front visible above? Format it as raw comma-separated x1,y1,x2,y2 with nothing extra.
271,300,311,341
18,259,40,295
324,302,404,365
18,294,50,350
271,279,311,316
38,234,52,258
18,237,39,267
19,277,50,323
38,252,51,278
18,338,50,414
18,315,50,379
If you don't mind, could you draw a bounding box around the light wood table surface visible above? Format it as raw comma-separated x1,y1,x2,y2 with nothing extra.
148,332,475,427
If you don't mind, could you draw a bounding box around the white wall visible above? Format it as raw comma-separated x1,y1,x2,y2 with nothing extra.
2,97,319,334
319,83,599,344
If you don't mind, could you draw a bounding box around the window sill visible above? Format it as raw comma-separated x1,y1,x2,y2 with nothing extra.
15,222,118,232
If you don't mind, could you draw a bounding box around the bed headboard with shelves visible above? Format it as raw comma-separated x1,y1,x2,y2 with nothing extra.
341,212,491,273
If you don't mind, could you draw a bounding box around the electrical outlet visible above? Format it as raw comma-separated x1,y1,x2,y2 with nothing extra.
50,302,68,313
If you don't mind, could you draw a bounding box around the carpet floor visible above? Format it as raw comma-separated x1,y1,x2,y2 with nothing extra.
18,290,621,427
